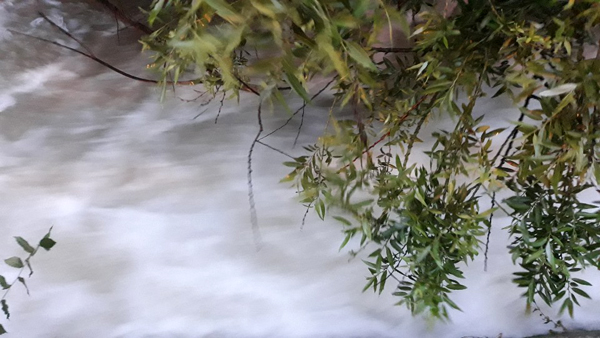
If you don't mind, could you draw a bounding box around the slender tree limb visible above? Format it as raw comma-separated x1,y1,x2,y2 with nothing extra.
300,201,313,230
483,96,535,271
39,12,94,56
370,47,415,53
214,90,227,124
402,112,428,167
8,29,172,84
93,0,154,34
247,102,264,249
293,104,306,148
256,140,295,159
8,28,199,86
235,75,261,96
259,77,337,141
403,94,439,167
18,13,269,93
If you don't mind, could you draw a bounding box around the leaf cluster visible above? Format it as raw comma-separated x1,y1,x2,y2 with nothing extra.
0,228,56,334
144,0,600,321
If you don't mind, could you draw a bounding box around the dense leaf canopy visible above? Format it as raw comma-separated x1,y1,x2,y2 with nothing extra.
144,0,600,320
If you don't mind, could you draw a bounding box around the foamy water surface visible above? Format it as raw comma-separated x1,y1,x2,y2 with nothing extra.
0,1,599,337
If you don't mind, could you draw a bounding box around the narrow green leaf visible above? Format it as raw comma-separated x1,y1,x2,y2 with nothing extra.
291,23,316,48
572,287,591,299
333,216,352,226
284,69,311,103
147,0,165,26
379,270,387,294
1,300,8,320
545,241,555,267
14,237,35,254
345,41,377,71
0,276,9,290
414,190,427,207
444,296,462,311
524,250,544,264
4,257,23,269
572,278,592,286
447,283,467,290
352,199,374,209
568,297,574,318
339,233,352,251
0,323,6,334
362,277,375,292
204,0,243,24
416,246,431,263
362,222,372,240
315,199,326,220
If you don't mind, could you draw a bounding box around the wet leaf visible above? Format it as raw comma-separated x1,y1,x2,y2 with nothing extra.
39,237,56,251
14,237,35,255
4,257,23,269
1,300,8,320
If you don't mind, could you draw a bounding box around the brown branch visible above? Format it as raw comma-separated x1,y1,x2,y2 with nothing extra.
293,104,306,148
17,13,259,93
9,29,173,84
214,90,227,124
93,0,153,34
235,75,261,96
247,102,264,249
33,12,287,94
370,47,415,53
39,12,95,56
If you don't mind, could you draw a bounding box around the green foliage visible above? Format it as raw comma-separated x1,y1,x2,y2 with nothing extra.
144,0,600,320
0,228,56,334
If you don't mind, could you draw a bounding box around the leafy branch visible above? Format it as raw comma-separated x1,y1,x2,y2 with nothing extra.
0,228,56,335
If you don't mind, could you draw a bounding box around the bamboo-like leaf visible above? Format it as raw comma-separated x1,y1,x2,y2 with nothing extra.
15,237,35,254
204,0,243,24
345,41,377,71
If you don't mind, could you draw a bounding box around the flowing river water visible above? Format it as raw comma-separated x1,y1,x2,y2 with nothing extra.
0,1,599,337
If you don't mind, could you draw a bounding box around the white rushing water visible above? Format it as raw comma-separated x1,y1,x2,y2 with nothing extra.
0,1,599,337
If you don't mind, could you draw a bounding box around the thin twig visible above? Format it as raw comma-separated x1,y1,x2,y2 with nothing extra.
248,102,264,249
370,47,415,53
256,140,295,159
214,90,227,124
115,11,121,45
259,77,336,141
39,12,94,56
179,90,209,103
532,301,567,332
483,96,534,271
20,14,264,93
403,112,428,166
235,75,261,96
192,109,209,120
93,0,153,34
8,29,195,85
240,75,264,248
293,104,306,148
300,201,313,230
